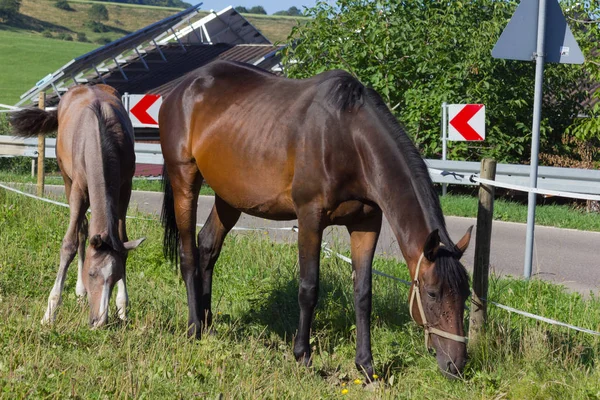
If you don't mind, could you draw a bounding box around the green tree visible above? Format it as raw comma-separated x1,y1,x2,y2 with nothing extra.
248,5,266,15
235,6,249,13
0,0,21,21
560,0,600,168
88,3,108,22
54,0,73,11
281,0,593,164
274,6,302,16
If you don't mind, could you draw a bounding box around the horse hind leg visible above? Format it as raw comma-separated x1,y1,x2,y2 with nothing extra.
168,162,203,337
76,216,88,302
197,196,241,331
116,183,133,321
42,190,89,325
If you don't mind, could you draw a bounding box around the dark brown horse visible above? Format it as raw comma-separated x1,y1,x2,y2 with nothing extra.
159,61,473,379
10,84,144,327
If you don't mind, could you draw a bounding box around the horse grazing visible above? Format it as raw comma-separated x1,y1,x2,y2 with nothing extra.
159,61,473,379
10,84,144,327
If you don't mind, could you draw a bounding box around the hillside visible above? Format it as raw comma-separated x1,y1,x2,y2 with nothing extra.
0,0,305,104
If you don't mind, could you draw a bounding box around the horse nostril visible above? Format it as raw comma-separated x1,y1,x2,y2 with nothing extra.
446,361,458,375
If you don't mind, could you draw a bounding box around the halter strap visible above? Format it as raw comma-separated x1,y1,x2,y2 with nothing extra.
409,251,468,349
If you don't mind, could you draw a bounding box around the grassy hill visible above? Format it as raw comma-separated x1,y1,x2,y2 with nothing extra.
0,0,305,105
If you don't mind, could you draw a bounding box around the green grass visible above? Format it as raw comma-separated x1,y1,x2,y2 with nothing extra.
0,30,96,105
439,193,600,231
1,188,600,398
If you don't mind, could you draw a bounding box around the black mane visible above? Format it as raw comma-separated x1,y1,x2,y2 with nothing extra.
325,71,365,113
363,88,470,295
89,101,123,250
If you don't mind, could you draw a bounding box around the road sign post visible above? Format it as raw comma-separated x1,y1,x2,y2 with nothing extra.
492,0,584,279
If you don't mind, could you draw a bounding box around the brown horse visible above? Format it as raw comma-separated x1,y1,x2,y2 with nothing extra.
10,84,144,327
159,61,473,379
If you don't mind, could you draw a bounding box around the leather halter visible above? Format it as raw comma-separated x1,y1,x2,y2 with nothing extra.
409,251,468,349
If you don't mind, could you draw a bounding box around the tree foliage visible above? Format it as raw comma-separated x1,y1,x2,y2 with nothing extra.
248,5,267,15
95,0,192,7
88,3,109,22
281,0,597,165
0,0,21,21
274,6,302,16
560,0,600,167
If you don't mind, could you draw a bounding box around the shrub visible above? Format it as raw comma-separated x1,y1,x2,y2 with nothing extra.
85,20,108,33
87,3,108,22
41,30,53,38
0,0,21,21
54,0,73,11
56,32,72,41
76,32,88,42
94,36,111,45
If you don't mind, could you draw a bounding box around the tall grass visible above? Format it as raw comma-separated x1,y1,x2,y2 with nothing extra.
1,188,600,398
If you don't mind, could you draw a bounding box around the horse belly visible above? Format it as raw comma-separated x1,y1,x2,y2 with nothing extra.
196,154,297,220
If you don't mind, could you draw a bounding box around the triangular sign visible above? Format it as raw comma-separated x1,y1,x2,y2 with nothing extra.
492,0,584,64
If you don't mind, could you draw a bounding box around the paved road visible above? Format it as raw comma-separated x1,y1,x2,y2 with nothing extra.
125,190,600,295
35,185,600,294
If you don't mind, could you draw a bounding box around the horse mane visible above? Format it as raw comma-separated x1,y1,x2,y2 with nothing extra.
89,101,123,251
325,71,365,113
362,88,470,295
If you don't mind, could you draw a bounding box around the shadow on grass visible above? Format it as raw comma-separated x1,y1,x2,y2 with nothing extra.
238,272,412,346
0,15,74,33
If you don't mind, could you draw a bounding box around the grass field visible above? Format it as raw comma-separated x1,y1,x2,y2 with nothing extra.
1,184,600,398
0,30,96,105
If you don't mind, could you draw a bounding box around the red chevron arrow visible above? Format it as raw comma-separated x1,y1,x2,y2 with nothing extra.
130,94,161,125
449,104,484,141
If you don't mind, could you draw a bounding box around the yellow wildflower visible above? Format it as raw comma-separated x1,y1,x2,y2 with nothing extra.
341,389,349,395
353,379,362,385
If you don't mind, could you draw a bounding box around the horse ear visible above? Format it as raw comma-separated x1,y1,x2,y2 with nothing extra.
90,234,104,249
423,229,441,262
454,226,473,258
124,237,145,251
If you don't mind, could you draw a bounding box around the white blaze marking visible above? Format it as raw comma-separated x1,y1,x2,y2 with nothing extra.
95,261,113,326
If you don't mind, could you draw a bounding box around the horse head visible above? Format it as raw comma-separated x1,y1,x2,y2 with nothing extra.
83,233,145,327
410,227,472,379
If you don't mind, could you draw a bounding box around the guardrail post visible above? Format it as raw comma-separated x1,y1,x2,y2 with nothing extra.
469,158,496,348
37,92,46,197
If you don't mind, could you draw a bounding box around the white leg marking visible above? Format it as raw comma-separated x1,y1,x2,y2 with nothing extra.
116,277,128,321
42,281,63,325
76,257,87,299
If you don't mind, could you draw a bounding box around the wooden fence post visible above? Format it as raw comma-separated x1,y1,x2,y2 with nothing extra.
469,158,496,347
37,92,46,197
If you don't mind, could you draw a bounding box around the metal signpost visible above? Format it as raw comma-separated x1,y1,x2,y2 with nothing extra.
492,0,584,278
441,103,486,194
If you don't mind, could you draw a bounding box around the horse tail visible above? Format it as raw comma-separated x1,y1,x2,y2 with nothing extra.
9,107,59,137
161,164,179,264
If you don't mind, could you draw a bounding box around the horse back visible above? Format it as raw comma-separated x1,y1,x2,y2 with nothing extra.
56,85,135,187
160,61,371,218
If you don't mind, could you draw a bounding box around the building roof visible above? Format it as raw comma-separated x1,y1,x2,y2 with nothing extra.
101,43,282,98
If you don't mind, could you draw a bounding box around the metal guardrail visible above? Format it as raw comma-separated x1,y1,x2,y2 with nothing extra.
2,135,599,195
426,159,600,195
0,135,163,165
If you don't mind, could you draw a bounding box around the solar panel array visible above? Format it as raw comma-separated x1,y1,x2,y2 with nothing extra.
17,3,202,106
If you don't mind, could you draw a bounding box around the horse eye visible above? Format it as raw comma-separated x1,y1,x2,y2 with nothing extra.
426,291,437,299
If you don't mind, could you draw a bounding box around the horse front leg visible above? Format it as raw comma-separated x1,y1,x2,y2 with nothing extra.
347,210,382,381
293,208,324,367
196,196,240,331
42,191,89,324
